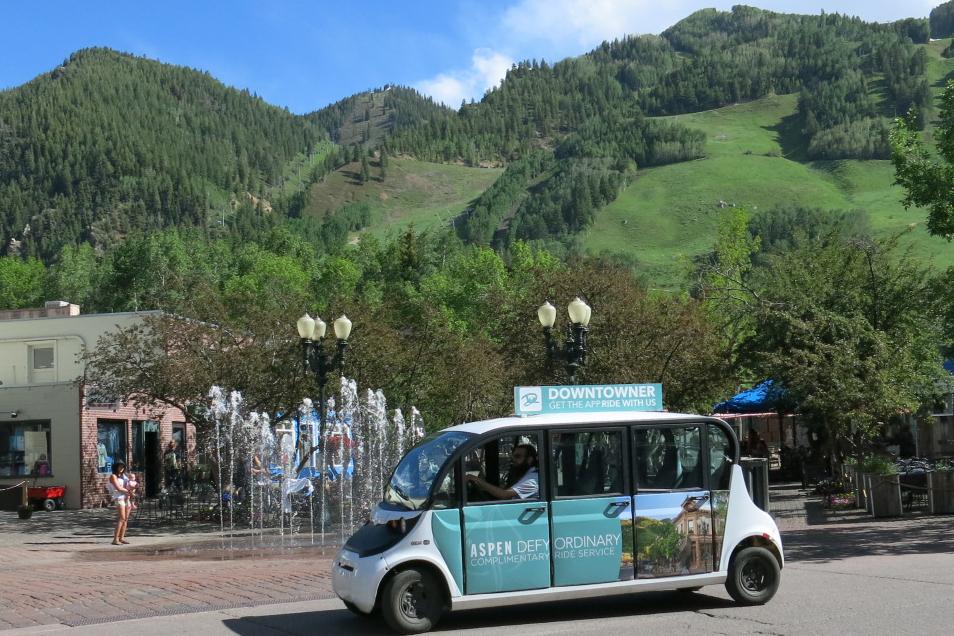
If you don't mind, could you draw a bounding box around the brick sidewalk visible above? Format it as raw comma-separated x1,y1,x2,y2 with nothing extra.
769,481,817,531
0,510,338,631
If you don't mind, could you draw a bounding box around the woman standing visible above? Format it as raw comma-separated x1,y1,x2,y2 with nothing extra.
107,461,131,545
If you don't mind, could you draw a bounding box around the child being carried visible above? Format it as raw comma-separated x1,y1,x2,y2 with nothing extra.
126,472,139,510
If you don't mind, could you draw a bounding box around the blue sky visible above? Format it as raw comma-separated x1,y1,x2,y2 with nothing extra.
1,1,939,113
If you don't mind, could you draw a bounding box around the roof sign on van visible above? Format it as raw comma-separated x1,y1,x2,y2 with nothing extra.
514,383,663,416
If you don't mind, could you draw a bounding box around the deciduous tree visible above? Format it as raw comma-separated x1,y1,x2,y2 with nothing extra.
891,81,954,238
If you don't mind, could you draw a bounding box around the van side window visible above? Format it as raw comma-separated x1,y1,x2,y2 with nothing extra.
463,432,542,503
635,426,703,490
708,424,734,490
551,430,624,497
432,466,458,509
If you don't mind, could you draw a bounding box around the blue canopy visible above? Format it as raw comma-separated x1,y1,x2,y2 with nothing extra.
713,380,785,414
944,360,954,375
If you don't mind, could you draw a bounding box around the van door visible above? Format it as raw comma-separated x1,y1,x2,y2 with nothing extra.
707,423,736,571
550,428,634,585
462,431,550,594
633,425,715,578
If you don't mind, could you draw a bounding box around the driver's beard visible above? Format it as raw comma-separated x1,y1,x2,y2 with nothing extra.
506,464,529,488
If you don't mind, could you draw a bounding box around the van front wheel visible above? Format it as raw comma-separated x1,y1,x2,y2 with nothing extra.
381,568,444,634
726,546,780,605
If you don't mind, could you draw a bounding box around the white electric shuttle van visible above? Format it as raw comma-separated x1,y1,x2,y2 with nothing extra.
332,409,783,634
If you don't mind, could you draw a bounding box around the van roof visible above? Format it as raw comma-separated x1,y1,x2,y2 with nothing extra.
445,410,716,436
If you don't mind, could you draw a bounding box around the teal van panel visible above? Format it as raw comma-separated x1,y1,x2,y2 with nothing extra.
551,497,634,586
431,509,464,592
463,503,550,594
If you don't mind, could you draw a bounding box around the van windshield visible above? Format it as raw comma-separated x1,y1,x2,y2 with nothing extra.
384,431,472,510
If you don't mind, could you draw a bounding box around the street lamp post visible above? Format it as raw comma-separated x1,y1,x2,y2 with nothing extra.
537,297,592,384
296,313,353,472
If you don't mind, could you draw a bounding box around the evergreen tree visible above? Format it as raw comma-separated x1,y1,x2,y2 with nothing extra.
931,1,954,38
360,155,370,184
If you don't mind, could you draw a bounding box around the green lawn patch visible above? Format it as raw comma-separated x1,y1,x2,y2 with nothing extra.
584,93,953,288
304,157,502,239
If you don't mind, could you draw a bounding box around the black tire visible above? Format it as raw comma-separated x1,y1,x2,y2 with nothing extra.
43,498,56,512
726,546,780,605
380,568,445,634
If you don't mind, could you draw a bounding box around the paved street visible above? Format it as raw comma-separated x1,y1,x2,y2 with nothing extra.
3,485,954,635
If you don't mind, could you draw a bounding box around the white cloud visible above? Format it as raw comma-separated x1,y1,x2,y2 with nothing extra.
417,48,512,107
501,0,691,50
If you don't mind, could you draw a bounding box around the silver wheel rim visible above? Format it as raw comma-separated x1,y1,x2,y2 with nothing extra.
400,581,426,620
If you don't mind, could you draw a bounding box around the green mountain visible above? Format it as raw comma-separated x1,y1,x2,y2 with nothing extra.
389,6,932,253
0,46,459,260
1,5,951,288
0,48,329,259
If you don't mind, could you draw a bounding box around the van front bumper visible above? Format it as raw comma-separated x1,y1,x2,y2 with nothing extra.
332,548,390,614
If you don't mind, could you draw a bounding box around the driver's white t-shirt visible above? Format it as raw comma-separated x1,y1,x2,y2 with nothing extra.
511,467,540,499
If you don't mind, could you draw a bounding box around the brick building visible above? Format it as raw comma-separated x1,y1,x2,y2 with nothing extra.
0,302,193,508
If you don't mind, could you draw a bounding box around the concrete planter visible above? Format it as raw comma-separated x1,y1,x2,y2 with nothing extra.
928,470,954,515
868,474,902,518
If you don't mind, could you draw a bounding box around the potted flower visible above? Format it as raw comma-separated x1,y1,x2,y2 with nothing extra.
866,458,902,518
928,461,954,515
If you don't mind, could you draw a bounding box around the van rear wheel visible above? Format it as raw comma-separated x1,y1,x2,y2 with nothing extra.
381,568,444,634
726,546,780,605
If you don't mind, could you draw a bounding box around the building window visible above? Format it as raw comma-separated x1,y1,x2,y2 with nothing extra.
32,346,54,369
28,343,56,384
0,421,52,477
96,419,126,474
172,423,185,453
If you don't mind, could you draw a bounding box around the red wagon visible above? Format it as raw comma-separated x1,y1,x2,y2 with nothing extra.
27,485,66,511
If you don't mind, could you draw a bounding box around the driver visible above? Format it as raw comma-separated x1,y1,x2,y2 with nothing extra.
466,444,539,500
